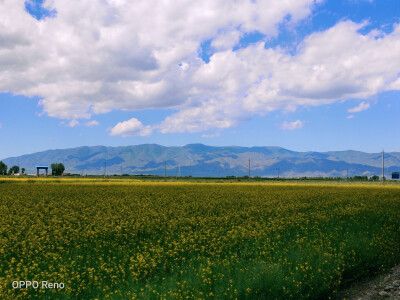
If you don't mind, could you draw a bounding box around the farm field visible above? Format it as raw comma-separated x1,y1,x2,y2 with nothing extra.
0,180,400,299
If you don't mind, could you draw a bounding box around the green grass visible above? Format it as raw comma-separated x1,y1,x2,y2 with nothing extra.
0,182,399,299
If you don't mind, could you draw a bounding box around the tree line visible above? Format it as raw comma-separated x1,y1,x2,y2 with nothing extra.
0,162,65,176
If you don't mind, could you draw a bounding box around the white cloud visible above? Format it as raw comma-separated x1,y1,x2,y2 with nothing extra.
201,132,221,138
158,21,400,133
110,118,152,137
280,120,305,130
0,0,316,119
85,120,99,127
158,98,243,133
388,77,400,90
0,1,400,134
346,115,355,119
211,30,242,51
67,120,79,127
348,101,370,113
59,120,80,127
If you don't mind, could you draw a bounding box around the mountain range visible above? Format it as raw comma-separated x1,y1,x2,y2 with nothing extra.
2,144,400,177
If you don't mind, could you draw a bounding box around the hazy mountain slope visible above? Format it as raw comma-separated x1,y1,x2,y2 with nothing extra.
2,144,400,177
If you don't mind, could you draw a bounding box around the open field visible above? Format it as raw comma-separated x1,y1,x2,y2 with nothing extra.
1,180,400,299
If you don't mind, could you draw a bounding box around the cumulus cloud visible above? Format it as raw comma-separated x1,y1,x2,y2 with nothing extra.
388,77,400,90
1,0,400,134
280,120,305,130
0,0,316,118
157,21,400,133
211,30,242,51
348,101,370,113
110,118,152,137
347,115,355,119
85,120,99,127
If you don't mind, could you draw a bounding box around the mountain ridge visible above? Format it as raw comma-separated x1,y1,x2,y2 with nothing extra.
2,144,400,177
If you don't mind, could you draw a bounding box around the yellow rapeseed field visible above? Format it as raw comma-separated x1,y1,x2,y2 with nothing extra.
0,180,399,299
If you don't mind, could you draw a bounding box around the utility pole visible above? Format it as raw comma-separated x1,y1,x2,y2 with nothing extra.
382,149,385,185
248,158,251,182
277,167,280,179
104,150,108,178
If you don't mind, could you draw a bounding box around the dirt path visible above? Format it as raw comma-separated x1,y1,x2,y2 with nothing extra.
338,264,400,299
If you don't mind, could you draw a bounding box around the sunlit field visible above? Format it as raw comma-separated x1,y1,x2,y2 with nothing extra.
1,180,400,299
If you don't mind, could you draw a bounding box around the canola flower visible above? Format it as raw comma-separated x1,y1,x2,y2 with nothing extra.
0,181,399,299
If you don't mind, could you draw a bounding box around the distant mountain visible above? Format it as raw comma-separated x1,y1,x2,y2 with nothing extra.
2,144,400,177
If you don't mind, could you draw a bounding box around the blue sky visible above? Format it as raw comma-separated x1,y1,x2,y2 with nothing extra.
1,0,400,159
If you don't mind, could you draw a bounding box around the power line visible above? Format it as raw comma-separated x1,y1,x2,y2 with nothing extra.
104,149,108,178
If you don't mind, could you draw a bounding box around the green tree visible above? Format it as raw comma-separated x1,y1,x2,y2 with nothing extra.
370,175,379,181
21,168,26,174
51,163,65,176
8,165,19,175
0,161,7,175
